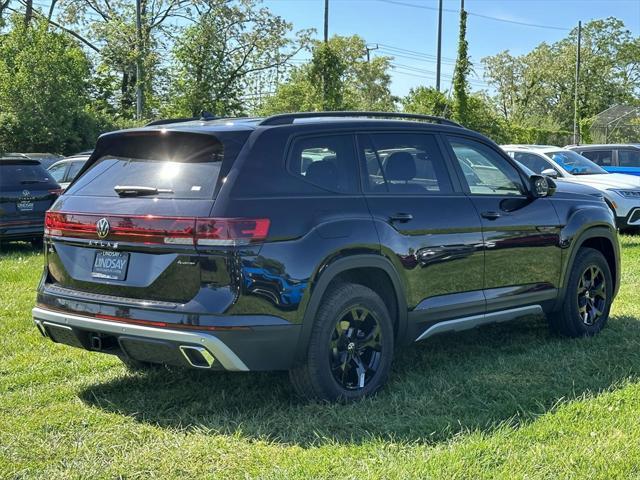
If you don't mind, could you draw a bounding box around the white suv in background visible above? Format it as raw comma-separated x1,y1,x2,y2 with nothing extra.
502,145,640,230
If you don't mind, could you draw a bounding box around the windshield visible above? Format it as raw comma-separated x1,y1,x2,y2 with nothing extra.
545,150,608,175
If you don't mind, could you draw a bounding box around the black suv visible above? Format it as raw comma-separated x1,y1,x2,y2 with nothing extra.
33,112,620,401
0,157,61,245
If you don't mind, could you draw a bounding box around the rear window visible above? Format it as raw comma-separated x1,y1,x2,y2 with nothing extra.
0,162,56,189
65,131,248,199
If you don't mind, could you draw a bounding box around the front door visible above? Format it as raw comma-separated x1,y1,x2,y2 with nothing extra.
358,131,485,337
444,135,562,313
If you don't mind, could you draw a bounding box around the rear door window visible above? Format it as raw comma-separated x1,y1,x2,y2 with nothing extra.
359,132,453,194
65,160,85,181
287,134,358,193
48,163,68,183
581,150,613,166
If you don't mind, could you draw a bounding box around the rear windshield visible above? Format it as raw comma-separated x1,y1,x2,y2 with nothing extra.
0,163,56,189
65,131,249,200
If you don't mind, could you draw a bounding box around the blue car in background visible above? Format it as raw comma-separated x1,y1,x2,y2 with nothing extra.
566,144,640,176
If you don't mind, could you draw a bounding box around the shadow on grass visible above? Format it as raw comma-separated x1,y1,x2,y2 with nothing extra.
0,240,41,257
79,314,640,446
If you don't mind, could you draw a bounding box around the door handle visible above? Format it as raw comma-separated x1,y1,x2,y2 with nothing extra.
389,213,413,223
481,211,501,220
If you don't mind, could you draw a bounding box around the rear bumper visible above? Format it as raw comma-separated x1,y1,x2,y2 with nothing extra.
0,224,43,240
32,306,300,371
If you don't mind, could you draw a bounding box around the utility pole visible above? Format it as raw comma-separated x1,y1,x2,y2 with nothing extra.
365,44,379,62
324,0,329,43
436,0,443,91
573,20,582,145
135,0,144,120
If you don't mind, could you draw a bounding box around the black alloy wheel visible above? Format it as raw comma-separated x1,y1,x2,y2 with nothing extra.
329,306,383,390
577,265,607,326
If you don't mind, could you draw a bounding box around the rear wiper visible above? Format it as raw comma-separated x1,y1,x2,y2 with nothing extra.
114,185,174,197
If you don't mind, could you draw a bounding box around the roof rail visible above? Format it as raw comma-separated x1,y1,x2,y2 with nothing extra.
258,111,464,128
145,111,219,127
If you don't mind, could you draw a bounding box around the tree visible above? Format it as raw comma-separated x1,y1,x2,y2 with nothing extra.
402,86,450,117
452,4,471,125
55,0,192,119
162,0,312,117
482,18,640,130
0,16,95,153
260,35,396,114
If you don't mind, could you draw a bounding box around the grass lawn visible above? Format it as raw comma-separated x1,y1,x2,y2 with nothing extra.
1,236,640,479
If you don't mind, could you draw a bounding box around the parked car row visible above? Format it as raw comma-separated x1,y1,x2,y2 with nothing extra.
27,112,626,401
567,144,640,176
503,145,640,230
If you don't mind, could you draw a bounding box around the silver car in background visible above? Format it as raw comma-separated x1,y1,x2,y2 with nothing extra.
502,145,640,230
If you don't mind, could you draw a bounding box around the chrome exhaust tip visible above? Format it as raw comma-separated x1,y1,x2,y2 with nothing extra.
34,319,48,338
179,345,215,369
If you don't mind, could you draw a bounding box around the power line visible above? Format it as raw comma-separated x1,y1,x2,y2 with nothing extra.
377,0,571,31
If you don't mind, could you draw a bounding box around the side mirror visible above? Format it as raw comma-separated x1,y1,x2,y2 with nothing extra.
529,174,556,198
541,168,558,179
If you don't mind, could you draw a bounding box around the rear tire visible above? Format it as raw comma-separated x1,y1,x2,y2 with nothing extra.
549,247,612,337
289,282,394,402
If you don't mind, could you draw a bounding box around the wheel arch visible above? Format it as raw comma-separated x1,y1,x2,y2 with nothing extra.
557,225,620,310
293,254,408,364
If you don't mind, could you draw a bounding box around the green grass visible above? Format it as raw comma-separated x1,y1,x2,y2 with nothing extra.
1,236,640,479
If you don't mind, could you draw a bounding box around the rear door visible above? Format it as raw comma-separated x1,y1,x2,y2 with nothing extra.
45,130,249,305
0,161,59,236
358,131,485,334
444,135,562,312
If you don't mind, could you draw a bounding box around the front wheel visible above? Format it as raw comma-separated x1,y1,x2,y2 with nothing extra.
549,247,613,337
289,283,394,402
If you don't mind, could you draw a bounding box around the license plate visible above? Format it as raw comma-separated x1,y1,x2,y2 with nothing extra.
92,251,130,280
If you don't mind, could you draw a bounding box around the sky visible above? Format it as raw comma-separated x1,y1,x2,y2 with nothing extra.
262,0,640,97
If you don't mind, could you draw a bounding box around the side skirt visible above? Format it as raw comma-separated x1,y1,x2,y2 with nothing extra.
415,305,543,342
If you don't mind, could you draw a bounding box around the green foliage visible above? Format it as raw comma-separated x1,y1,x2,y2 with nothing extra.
402,86,450,117
162,0,311,117
0,16,95,154
452,8,470,124
482,18,640,130
260,35,396,115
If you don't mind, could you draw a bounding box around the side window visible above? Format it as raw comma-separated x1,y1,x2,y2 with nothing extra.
48,163,68,183
618,149,640,167
512,152,556,175
288,135,357,193
447,137,524,196
65,161,84,181
581,150,612,166
359,132,452,194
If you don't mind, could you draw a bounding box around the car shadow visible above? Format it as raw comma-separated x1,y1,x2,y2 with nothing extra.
79,314,640,447
0,240,41,257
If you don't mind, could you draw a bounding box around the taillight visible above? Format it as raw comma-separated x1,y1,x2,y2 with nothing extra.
195,218,270,246
44,212,270,246
49,188,64,196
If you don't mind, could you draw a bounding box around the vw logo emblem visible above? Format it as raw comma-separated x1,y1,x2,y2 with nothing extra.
96,218,110,239
22,190,30,197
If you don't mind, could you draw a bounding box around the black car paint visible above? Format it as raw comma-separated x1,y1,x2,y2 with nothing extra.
35,119,620,371
0,160,60,242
